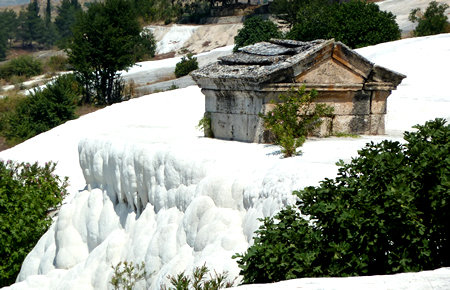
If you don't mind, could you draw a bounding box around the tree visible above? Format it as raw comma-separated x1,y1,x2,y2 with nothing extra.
16,0,45,47
409,1,449,36
0,10,18,48
0,29,7,61
41,0,58,47
270,0,310,27
67,0,156,105
285,0,334,42
286,0,400,48
55,0,82,49
234,16,281,51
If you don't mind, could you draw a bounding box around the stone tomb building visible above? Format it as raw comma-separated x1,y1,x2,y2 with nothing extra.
191,39,405,143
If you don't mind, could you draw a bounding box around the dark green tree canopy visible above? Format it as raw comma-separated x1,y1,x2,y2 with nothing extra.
55,0,82,48
284,0,401,48
67,0,155,105
409,1,449,36
16,0,45,47
234,16,281,51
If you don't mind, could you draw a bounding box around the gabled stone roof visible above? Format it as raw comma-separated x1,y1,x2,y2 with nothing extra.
191,39,406,91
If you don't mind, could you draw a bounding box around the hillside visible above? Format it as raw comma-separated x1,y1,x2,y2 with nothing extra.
1,33,449,289
0,0,28,7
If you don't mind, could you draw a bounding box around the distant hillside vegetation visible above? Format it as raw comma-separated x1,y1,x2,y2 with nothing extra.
0,0,29,7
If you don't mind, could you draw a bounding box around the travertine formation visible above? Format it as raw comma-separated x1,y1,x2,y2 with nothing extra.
192,39,406,143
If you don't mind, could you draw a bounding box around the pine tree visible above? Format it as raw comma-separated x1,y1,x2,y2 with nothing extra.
16,0,45,47
0,10,17,60
55,0,81,48
0,10,18,48
0,28,7,61
42,0,57,47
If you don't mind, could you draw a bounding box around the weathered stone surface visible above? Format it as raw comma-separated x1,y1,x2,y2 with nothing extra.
369,114,385,135
371,90,390,114
219,53,288,65
211,112,264,142
191,39,406,142
289,40,335,77
296,58,364,84
332,42,374,78
333,115,371,134
311,117,333,137
370,65,406,86
203,89,264,115
239,42,296,56
269,39,326,52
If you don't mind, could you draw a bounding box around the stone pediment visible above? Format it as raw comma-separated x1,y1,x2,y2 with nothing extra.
295,58,365,85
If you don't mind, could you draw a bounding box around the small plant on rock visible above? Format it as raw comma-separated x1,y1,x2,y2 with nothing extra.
259,86,333,157
163,264,236,290
174,54,199,78
110,261,147,290
196,113,213,138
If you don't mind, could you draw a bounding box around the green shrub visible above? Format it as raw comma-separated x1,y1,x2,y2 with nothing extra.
163,264,236,290
132,0,182,24
234,118,450,283
259,86,333,157
0,160,69,287
135,28,157,61
0,55,43,81
234,16,281,52
110,261,147,290
174,54,198,78
178,0,210,24
286,0,401,48
44,55,70,73
197,113,213,138
409,1,450,36
2,74,80,144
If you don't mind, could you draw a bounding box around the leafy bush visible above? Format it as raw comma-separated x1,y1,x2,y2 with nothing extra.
0,95,22,137
132,0,182,24
178,0,210,24
259,86,333,157
234,118,450,283
286,0,401,48
409,1,450,36
269,0,309,27
43,55,70,74
234,16,281,52
197,113,213,138
163,264,236,290
174,54,198,78
135,28,157,61
2,74,80,144
0,55,43,81
0,160,68,287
